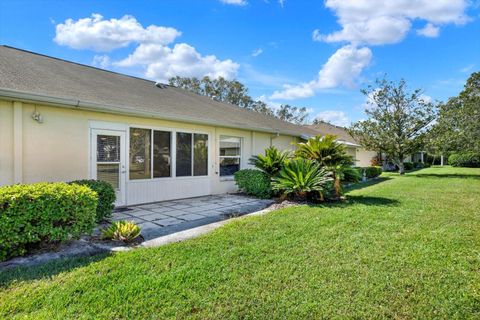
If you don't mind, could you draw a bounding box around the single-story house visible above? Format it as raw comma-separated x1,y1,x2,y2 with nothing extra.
0,46,370,206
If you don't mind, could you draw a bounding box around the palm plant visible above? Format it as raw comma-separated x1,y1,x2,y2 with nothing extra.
295,135,355,199
272,158,332,200
249,146,291,177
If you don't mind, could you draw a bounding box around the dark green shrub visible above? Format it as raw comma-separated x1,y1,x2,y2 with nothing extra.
403,162,414,170
272,158,332,201
364,166,382,179
234,169,272,199
70,179,116,221
0,182,97,261
413,162,430,169
341,166,362,183
448,153,480,167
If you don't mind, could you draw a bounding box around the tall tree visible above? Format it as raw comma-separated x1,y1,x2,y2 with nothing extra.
275,104,309,125
429,72,480,154
348,78,436,174
168,76,309,124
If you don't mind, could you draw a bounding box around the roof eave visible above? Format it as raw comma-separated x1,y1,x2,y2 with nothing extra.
0,88,308,137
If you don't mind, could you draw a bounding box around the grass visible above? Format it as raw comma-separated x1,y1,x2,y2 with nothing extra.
1,166,479,319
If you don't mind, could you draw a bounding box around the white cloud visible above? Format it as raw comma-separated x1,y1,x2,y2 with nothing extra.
92,55,111,69
416,23,440,37
278,0,285,8
115,43,239,82
314,110,350,127
55,14,239,82
270,45,372,100
315,0,470,46
54,14,181,51
251,48,263,57
220,0,247,6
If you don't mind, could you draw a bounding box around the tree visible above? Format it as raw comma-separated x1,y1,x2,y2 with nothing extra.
168,76,310,124
275,104,309,125
348,78,436,175
295,134,354,199
428,72,480,154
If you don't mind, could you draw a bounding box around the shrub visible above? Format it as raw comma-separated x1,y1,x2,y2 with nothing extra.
364,166,382,179
403,162,414,171
234,169,272,199
249,146,290,177
0,182,97,261
102,221,141,242
448,153,480,167
69,180,116,221
413,162,429,169
272,158,332,201
340,166,362,183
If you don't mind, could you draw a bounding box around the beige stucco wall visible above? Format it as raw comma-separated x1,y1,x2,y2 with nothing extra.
0,100,14,185
355,148,377,167
0,99,300,204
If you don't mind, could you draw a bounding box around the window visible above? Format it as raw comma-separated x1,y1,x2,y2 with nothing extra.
219,136,241,176
176,132,209,177
176,132,192,177
153,131,171,178
97,135,120,189
194,134,208,176
130,128,208,179
129,128,151,180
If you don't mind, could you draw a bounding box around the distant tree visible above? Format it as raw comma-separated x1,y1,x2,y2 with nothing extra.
275,104,309,125
169,76,310,124
348,78,436,175
428,72,480,154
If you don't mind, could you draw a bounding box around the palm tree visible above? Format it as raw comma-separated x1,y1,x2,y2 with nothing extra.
249,146,291,177
295,135,354,199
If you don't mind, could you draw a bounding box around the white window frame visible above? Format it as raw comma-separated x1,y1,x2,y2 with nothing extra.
128,124,210,182
219,135,242,177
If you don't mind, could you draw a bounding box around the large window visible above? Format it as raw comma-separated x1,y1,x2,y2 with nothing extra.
219,136,241,176
130,128,172,180
176,132,192,177
129,128,151,180
176,132,209,177
153,131,171,178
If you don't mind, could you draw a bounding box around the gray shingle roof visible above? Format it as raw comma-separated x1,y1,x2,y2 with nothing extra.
0,45,320,137
306,122,359,145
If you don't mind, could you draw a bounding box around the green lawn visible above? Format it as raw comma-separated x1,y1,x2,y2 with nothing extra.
1,167,479,319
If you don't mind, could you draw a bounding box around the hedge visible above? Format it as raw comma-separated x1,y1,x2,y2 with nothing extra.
234,169,272,199
70,179,116,221
0,182,98,261
448,152,480,168
361,166,382,179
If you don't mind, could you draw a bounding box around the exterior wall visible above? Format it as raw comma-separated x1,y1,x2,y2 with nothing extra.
0,99,296,205
0,100,14,185
355,148,378,167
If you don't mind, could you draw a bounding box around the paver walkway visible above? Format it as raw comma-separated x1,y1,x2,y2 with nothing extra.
112,194,274,240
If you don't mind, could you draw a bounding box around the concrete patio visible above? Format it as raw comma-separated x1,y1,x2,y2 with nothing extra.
112,194,274,240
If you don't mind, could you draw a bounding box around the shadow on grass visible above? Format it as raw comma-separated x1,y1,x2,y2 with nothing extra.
413,173,480,180
309,195,400,209
343,177,392,193
0,252,111,288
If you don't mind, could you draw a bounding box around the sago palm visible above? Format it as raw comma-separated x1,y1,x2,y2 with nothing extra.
272,158,332,200
295,134,354,199
249,146,291,177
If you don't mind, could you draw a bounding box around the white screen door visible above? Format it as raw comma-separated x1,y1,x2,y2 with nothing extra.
91,129,126,206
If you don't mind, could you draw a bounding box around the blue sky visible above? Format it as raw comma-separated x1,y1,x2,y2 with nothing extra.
1,0,479,126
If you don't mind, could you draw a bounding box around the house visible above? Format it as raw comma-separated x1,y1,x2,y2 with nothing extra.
306,122,378,167
0,46,374,206
0,46,318,206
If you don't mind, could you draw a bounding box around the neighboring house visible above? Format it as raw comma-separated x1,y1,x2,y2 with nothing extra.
0,46,325,206
306,122,378,167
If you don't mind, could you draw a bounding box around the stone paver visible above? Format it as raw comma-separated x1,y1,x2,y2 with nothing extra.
112,194,274,240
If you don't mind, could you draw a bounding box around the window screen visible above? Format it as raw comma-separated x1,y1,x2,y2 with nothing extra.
129,128,151,180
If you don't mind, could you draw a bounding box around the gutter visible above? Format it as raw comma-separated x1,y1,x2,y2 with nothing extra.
0,88,307,137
